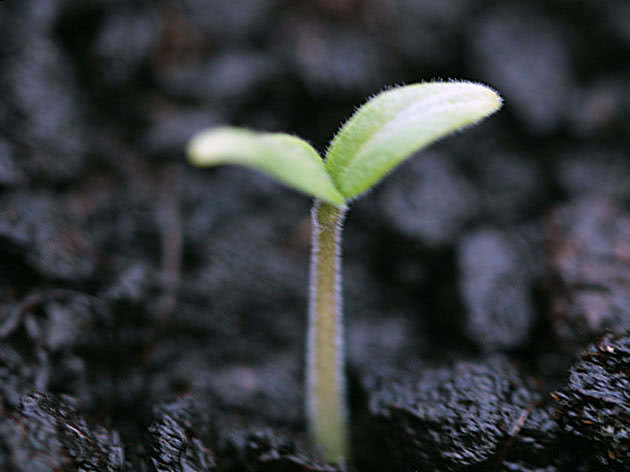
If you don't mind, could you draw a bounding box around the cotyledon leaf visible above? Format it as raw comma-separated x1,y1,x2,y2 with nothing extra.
325,81,502,199
188,127,346,206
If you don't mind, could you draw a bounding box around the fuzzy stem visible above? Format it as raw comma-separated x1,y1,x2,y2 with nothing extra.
307,199,348,462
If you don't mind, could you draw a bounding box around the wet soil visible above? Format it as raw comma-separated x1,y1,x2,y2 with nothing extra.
1,0,630,470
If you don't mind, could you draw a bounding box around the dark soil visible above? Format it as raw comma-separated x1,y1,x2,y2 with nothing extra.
1,0,629,470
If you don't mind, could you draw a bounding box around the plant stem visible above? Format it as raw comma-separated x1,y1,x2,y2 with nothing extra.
307,199,348,462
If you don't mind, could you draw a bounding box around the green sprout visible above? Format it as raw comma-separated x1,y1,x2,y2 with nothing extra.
187,81,502,463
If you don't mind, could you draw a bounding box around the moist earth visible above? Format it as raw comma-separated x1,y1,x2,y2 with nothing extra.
1,0,629,470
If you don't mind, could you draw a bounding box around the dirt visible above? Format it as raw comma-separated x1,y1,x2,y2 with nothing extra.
1,0,629,470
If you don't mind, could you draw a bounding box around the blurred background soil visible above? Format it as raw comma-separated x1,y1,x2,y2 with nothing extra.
0,0,629,470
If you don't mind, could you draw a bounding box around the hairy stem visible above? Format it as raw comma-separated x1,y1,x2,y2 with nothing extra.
307,199,348,462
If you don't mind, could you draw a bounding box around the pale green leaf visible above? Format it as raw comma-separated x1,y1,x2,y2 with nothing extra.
325,81,502,199
188,127,345,206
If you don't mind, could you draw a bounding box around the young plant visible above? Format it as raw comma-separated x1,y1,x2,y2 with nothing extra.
187,82,502,462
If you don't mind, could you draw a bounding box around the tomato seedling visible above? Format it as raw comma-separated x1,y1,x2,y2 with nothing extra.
187,81,502,463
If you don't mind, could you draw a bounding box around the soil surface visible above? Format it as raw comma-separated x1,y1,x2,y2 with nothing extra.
1,1,630,471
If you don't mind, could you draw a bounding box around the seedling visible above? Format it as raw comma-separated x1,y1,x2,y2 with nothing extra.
187,82,502,462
